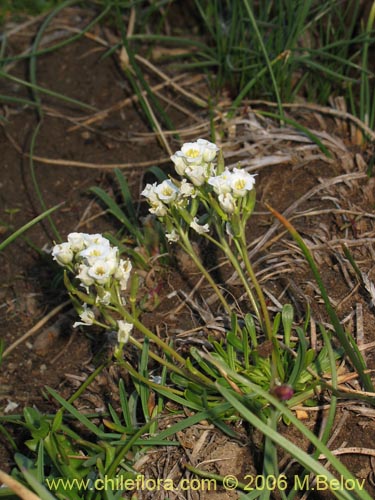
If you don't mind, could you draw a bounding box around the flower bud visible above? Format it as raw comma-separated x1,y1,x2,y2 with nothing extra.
272,384,294,401
52,242,73,266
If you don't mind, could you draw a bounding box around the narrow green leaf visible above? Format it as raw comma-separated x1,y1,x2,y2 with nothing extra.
46,387,106,438
266,204,373,392
0,204,62,252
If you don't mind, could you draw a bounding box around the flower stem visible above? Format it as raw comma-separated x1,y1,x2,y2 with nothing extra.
122,306,186,365
179,232,233,316
115,352,184,395
116,300,214,387
219,236,263,324
235,236,273,342
234,234,281,384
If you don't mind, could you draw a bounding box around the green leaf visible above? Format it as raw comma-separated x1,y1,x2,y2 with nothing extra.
46,387,107,439
146,166,168,182
0,204,62,252
114,169,138,224
267,204,374,392
281,304,293,347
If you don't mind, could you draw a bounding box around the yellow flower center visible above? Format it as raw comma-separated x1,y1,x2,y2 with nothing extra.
186,148,200,158
162,186,173,196
234,179,246,190
95,266,106,276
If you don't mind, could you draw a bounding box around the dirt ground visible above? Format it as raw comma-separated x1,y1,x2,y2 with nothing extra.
1,6,375,500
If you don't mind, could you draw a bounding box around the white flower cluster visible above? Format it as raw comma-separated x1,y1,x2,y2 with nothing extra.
208,167,256,214
141,179,179,217
141,139,220,234
52,233,133,342
52,232,132,291
142,139,257,228
171,138,219,186
141,178,196,217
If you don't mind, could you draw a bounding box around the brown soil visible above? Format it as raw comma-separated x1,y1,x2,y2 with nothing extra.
1,6,375,500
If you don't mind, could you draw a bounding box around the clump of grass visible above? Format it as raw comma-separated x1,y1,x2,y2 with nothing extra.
189,1,375,109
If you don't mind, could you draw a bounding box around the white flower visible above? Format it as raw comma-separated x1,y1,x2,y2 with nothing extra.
52,242,74,266
103,247,119,274
179,179,196,198
154,179,179,203
142,182,172,216
149,202,167,217
185,164,206,186
170,140,219,183
77,264,95,287
208,169,232,195
197,138,219,162
230,168,256,197
115,259,132,290
170,151,187,176
141,183,159,203
117,320,133,343
67,232,86,252
190,217,209,234
4,400,19,413
218,193,236,214
83,234,111,248
88,259,113,285
79,243,112,265
166,229,179,243
209,168,256,199
73,305,95,327
180,142,204,164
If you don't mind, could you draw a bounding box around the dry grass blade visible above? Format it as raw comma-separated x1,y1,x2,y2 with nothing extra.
362,274,375,308
135,54,207,108
318,447,375,459
0,470,42,500
248,100,375,141
250,172,367,258
59,23,207,132
67,74,205,133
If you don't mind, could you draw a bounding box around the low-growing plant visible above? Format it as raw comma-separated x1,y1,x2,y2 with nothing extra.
25,138,372,499
0,140,373,500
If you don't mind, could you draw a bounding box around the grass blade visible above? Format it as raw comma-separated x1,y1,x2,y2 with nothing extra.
0,204,62,251
0,71,96,112
90,186,137,237
114,168,138,224
46,387,107,439
266,204,373,392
